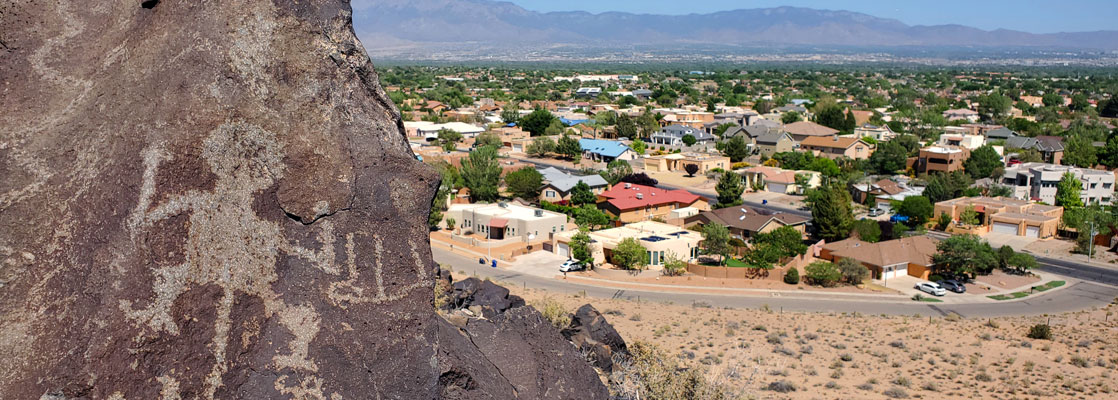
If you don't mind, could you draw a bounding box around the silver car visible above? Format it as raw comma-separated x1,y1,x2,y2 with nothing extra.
915,282,947,296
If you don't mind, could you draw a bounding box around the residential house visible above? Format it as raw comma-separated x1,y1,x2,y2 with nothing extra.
851,123,896,142
596,183,709,223
740,166,821,194
1005,136,1064,164
643,152,731,174
631,89,653,100
651,124,717,146
799,136,875,160
684,206,808,239
960,124,1005,137
933,196,1063,238
820,236,939,280
914,146,970,174
943,108,980,123
575,87,602,97
936,133,986,150
1001,162,1115,205
852,178,925,212
782,121,839,142
552,221,703,267
404,121,486,141
754,131,797,157
538,167,611,203
578,139,638,163
983,127,1020,141
447,202,568,241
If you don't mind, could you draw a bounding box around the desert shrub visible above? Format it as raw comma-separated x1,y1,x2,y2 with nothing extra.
767,332,783,345
893,376,911,387
921,381,938,391
533,297,570,328
856,383,874,391
837,257,870,284
611,341,733,399
1070,356,1090,368
883,387,910,398
767,381,797,393
975,372,992,382
825,381,840,389
784,267,800,284
840,353,853,362
1027,324,1052,340
773,347,795,356
889,340,905,349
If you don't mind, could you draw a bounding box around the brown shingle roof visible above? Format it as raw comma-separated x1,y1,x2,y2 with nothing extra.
697,206,808,233
799,136,867,149
824,236,937,268
783,121,839,137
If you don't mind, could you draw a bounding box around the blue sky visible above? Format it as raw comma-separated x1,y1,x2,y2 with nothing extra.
503,0,1117,34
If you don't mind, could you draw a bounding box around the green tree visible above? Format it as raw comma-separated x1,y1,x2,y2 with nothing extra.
500,107,520,125
526,137,554,158
781,111,802,124
615,113,638,139
1042,93,1064,108
809,183,854,242
445,217,456,230
1055,172,1083,208
852,219,881,242
837,257,869,285
569,181,596,205
631,138,647,155
520,108,557,136
437,128,462,152
896,196,934,225
1007,252,1038,274
544,119,565,136
555,134,582,160
715,171,744,208
460,145,502,202
804,261,842,287
1099,98,1118,118
932,234,997,278
814,102,847,131
978,92,1011,121
868,141,908,174
636,112,660,139
1063,135,1097,167
573,205,611,230
504,166,543,200
713,123,736,137
1070,94,1090,112
959,205,980,226
963,146,1002,179
717,135,750,162
1062,204,1114,254
843,109,857,132
1098,134,1118,169
612,237,648,270
751,226,807,258
475,131,502,149
988,184,1013,198
935,212,952,231
681,134,697,146
701,223,732,265
569,229,592,264
784,267,800,284
683,163,700,177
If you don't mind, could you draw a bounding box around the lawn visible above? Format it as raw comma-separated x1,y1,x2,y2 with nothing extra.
987,281,1065,301
723,258,773,269
913,296,943,303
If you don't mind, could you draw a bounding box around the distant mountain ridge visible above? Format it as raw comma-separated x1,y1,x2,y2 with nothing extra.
352,0,1118,51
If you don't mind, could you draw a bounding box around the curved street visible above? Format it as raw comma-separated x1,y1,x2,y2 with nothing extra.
434,247,1118,318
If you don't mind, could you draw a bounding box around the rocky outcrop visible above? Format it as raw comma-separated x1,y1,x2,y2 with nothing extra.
0,1,603,399
562,305,629,373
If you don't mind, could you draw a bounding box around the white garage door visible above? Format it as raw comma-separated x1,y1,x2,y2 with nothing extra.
882,264,907,280
992,222,1018,235
1025,226,1040,238
768,183,789,193
556,243,569,258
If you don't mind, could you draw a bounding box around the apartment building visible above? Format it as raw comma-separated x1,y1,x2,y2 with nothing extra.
914,146,970,174
1001,162,1115,205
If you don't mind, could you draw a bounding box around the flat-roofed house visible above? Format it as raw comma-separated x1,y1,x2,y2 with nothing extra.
552,221,703,267
933,196,1064,238
1001,162,1114,205
740,166,821,194
447,202,569,241
915,145,970,174
643,152,730,174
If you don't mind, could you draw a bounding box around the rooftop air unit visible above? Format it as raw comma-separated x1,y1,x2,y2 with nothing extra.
625,183,632,189
498,202,508,208
534,209,543,217
636,193,644,199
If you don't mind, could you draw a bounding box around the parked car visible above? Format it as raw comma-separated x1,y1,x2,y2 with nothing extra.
937,279,966,293
868,208,882,217
915,282,947,296
559,259,584,272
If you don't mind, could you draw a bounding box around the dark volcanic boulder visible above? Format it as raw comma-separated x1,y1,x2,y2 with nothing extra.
0,1,604,399
449,277,526,317
562,305,628,372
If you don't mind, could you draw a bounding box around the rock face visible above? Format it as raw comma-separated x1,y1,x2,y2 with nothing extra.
0,1,606,399
562,305,629,373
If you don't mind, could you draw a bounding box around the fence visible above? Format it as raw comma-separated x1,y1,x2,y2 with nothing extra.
684,239,825,280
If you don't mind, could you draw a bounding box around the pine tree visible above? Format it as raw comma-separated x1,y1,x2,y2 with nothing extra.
810,183,854,242
715,171,744,208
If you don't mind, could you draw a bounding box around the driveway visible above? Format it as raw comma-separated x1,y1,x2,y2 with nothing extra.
983,232,1039,252
507,250,569,278
877,275,926,298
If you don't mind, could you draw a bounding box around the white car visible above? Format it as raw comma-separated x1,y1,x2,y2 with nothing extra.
559,260,584,272
915,282,947,296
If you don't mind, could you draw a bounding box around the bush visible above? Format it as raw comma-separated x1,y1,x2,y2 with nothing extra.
1027,324,1052,340
767,381,797,393
784,267,800,284
837,258,869,285
533,297,570,328
805,261,842,287
883,387,910,398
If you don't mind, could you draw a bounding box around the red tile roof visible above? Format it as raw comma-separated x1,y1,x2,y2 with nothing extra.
599,184,702,211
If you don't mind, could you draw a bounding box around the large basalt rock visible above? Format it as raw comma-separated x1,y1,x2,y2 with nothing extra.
0,1,603,398
561,305,628,372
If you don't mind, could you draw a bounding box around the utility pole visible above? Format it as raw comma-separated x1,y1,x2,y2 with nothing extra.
1087,218,1095,262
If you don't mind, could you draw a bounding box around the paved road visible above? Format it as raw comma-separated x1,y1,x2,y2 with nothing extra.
435,247,1118,318
513,156,811,218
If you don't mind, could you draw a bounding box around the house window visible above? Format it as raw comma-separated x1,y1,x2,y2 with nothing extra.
1104,183,1112,189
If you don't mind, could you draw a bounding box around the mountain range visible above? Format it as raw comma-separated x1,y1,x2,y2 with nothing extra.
351,0,1118,53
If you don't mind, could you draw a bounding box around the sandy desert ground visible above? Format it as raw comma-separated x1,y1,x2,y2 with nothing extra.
508,283,1118,399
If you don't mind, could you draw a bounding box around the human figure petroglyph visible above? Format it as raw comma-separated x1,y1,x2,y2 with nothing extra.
118,122,426,398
